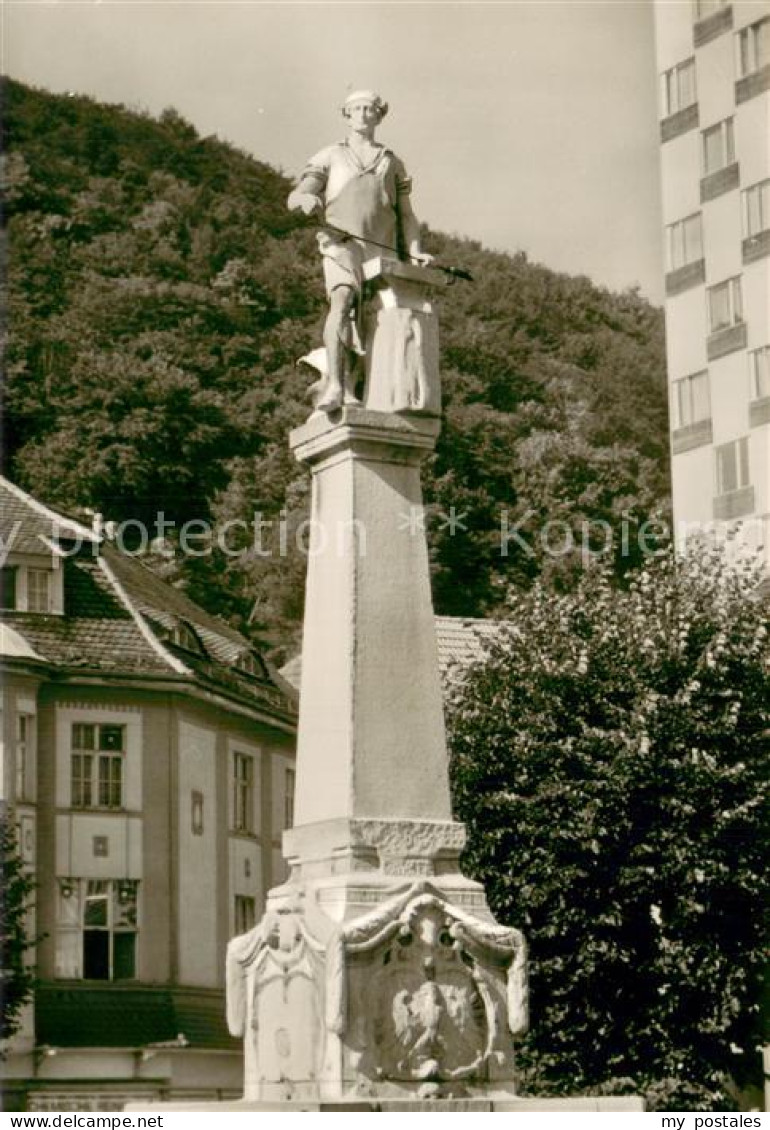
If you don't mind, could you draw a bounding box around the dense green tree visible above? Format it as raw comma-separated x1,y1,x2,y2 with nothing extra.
447,550,770,1110
0,810,36,1050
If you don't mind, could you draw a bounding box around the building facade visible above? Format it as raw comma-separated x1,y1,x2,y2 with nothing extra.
653,0,770,576
0,477,297,1110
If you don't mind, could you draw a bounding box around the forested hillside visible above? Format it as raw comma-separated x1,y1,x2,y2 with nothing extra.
2,79,670,657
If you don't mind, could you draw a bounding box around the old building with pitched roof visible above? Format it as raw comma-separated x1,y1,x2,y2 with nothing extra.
0,477,297,1110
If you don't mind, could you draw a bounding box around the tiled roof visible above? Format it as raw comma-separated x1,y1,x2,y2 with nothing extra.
0,478,295,719
1,476,97,555
434,615,503,680
279,615,505,693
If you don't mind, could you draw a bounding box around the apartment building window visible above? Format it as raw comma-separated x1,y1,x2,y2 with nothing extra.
15,713,35,801
284,767,295,830
71,723,125,809
707,277,743,333
666,213,703,271
715,437,750,496
750,346,770,400
743,179,770,237
27,568,51,612
661,58,697,116
673,372,711,429
232,751,254,833
737,16,770,76
702,118,734,175
694,0,729,16
234,895,256,935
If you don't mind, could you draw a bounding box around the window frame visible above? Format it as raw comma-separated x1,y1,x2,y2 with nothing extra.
81,879,138,981
707,276,743,334
284,766,296,830
70,723,126,810
694,0,729,17
26,568,52,612
57,878,138,982
736,16,770,77
234,894,256,935
702,117,735,176
15,713,35,802
715,437,750,496
673,371,711,429
749,346,770,401
666,212,703,272
1,566,18,610
661,57,697,117
743,179,770,238
232,751,254,834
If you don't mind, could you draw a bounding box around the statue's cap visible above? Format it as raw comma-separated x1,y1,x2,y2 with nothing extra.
342,89,388,116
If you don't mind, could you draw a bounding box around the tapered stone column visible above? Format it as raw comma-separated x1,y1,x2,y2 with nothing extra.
226,282,528,1104
292,408,449,826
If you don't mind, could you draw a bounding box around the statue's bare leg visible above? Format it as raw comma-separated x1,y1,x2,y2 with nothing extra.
319,284,357,411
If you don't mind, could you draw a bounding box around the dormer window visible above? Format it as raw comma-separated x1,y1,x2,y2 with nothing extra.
170,619,206,656
1,566,18,609
27,568,51,612
234,650,268,680
0,560,62,613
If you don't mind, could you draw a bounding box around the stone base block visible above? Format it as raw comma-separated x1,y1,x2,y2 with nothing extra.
127,1095,645,1112
226,873,528,1103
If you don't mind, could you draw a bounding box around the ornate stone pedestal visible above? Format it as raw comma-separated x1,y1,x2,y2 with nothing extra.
226,408,527,1102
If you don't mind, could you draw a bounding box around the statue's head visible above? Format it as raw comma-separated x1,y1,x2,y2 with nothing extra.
342,89,388,123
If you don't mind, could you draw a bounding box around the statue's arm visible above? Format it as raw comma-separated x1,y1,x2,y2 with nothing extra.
394,159,433,265
287,153,328,217
398,194,433,266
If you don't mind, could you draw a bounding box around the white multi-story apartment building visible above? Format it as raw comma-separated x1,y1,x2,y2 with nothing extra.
653,0,770,580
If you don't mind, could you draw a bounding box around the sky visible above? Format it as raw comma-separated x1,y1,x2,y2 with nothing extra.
3,0,665,302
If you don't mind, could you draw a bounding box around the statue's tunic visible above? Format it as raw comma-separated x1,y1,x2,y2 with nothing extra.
296,141,412,294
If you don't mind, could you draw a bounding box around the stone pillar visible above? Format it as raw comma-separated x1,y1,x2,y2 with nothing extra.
291,408,450,828
226,386,527,1105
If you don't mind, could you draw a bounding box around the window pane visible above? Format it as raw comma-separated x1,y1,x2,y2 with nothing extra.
740,27,751,75
691,373,710,421
1,567,18,609
738,438,750,488
99,725,124,752
113,933,136,980
83,930,110,979
72,754,93,807
679,60,696,108
84,896,108,928
725,119,735,166
98,755,122,808
668,223,683,270
758,18,770,69
73,724,95,751
234,896,255,935
731,278,742,323
27,569,50,612
685,214,702,262
709,283,730,331
703,126,721,174
751,348,770,399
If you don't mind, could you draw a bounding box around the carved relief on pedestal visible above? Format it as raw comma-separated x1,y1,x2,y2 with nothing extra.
227,906,326,1096
227,879,528,1099
331,881,528,1093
